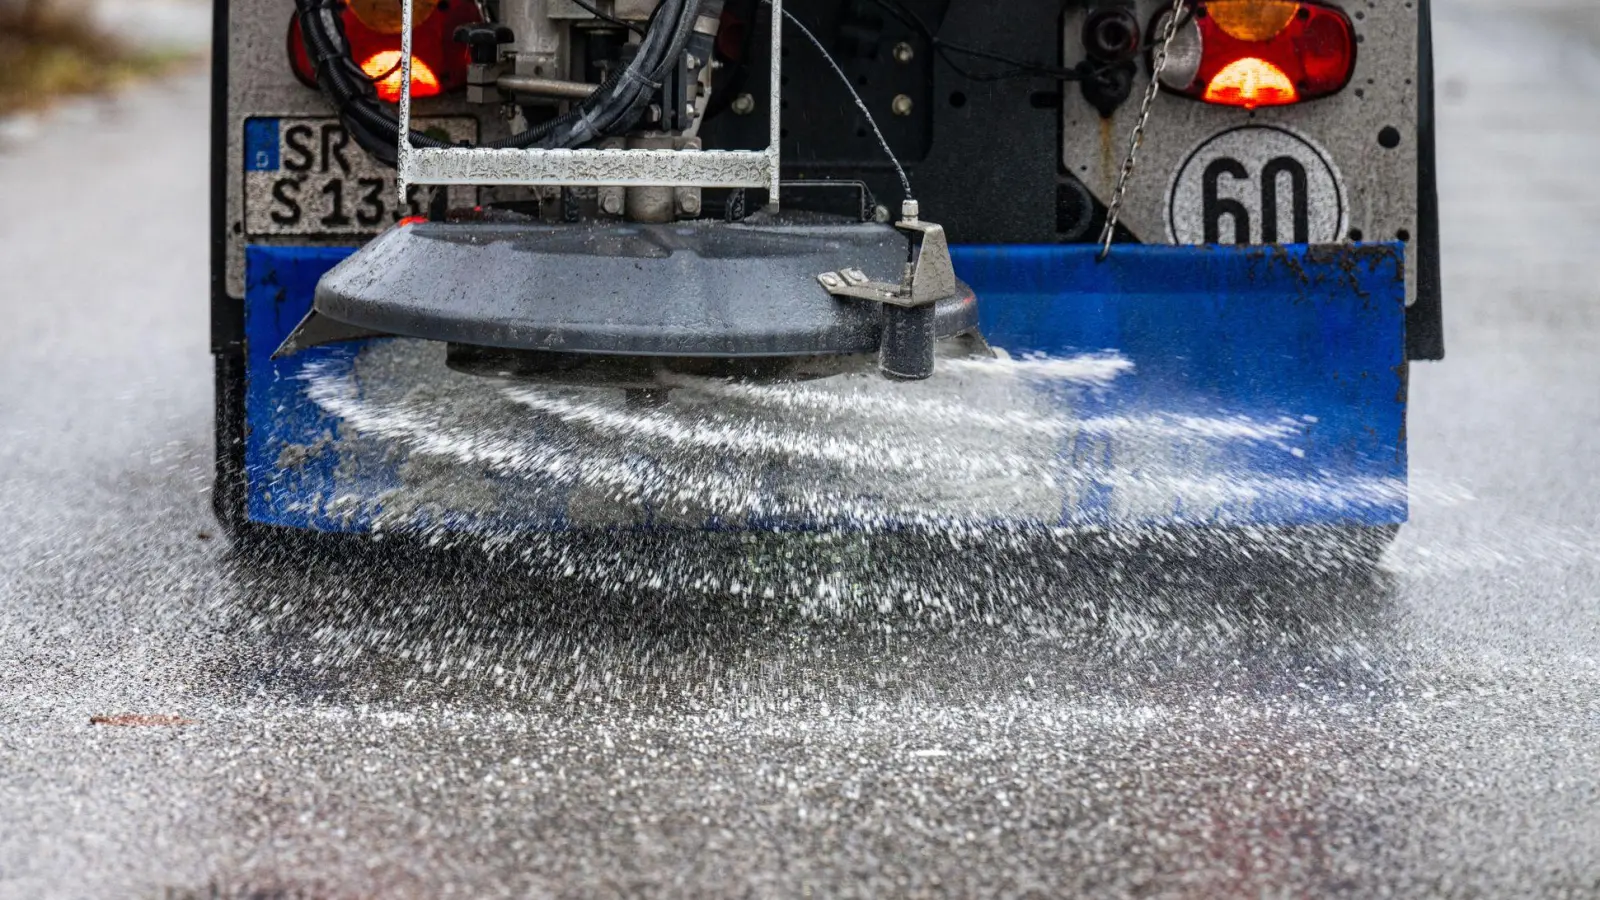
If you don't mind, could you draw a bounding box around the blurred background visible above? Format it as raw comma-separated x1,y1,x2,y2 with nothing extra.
0,0,207,126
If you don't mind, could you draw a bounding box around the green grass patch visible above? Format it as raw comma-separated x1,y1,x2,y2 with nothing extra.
0,11,197,116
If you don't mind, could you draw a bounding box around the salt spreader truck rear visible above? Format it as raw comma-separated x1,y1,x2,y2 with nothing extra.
211,0,1442,550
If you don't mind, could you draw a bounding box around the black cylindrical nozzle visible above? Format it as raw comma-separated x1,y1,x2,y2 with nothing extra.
879,303,937,381
1082,8,1141,63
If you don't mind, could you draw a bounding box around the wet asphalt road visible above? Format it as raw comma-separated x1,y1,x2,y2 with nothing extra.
3,3,1600,897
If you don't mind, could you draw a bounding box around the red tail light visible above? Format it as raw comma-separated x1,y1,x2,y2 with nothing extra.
1156,1,1356,110
287,1,482,103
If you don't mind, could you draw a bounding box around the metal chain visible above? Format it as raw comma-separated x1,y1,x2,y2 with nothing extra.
1097,0,1188,259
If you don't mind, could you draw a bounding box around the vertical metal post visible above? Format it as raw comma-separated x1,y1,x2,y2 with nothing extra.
397,0,416,199
768,0,783,210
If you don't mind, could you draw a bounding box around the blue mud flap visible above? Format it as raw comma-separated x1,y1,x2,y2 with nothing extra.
243,243,1407,533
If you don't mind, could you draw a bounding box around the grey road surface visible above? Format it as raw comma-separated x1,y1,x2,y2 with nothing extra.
3,3,1599,897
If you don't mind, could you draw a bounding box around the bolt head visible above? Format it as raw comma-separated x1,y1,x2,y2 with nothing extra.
731,93,756,116
893,41,915,64
819,272,843,289
901,199,920,221
891,94,914,116
601,194,623,215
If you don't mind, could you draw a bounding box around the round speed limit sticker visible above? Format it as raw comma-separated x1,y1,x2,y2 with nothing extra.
1167,125,1348,245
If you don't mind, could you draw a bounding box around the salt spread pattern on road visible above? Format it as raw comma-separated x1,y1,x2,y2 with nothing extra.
289,345,1402,530
2,2,1600,898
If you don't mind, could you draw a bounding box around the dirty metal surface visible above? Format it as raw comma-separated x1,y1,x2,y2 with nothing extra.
1061,1,1419,299
244,242,1406,533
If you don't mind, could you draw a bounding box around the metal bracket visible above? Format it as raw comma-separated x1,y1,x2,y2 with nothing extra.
272,310,389,360
814,201,963,381
816,203,959,309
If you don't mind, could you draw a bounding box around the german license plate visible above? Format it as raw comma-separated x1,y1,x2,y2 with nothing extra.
242,117,477,236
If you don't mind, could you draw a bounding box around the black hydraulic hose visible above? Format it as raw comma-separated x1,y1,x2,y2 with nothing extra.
294,0,704,165
536,0,699,147
295,0,456,164
515,0,702,146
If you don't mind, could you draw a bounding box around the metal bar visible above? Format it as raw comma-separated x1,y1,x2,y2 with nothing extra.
400,147,774,187
497,73,596,101
397,0,415,199
768,0,782,209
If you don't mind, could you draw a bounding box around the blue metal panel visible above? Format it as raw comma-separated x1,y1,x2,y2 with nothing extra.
957,244,1408,527
245,245,374,530
243,242,1407,533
